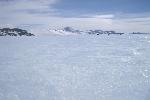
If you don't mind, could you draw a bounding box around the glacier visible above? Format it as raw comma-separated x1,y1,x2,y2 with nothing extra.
0,34,150,100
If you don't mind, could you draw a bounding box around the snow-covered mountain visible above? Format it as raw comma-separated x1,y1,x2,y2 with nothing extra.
0,28,35,36
1,27,149,36
49,27,82,35
49,27,125,35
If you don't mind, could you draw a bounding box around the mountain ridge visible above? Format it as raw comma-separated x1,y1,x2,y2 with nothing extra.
49,27,150,35
0,28,35,36
49,27,125,35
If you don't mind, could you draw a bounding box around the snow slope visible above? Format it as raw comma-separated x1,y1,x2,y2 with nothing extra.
0,35,150,100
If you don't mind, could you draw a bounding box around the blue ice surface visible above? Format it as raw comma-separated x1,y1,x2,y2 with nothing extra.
0,34,150,100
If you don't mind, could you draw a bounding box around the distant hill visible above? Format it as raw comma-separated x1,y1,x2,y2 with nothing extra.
49,27,125,35
49,27,82,35
0,28,35,36
130,32,150,35
49,27,150,36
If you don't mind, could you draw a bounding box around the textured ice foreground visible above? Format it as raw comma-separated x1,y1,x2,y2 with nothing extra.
0,35,150,100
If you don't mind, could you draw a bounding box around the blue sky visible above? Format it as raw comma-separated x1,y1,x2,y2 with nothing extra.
0,0,150,34
54,0,150,16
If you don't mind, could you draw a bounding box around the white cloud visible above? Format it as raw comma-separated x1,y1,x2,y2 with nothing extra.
112,16,150,33
0,0,59,32
92,14,115,19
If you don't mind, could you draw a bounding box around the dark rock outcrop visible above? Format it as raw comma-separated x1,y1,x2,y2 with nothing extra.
87,30,103,35
63,27,81,34
0,28,34,36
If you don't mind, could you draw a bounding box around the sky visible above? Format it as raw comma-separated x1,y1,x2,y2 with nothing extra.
0,0,150,34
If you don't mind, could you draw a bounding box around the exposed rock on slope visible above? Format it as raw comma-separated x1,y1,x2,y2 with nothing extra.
0,28,34,36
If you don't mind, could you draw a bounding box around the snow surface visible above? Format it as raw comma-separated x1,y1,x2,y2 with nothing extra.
0,35,150,100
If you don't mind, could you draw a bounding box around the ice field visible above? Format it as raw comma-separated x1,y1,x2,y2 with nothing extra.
0,35,150,100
